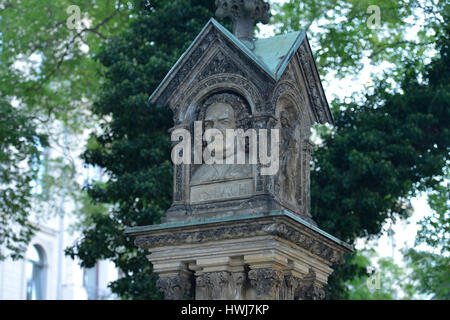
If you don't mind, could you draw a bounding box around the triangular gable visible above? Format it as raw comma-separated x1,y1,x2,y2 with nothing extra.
149,18,275,105
294,35,334,124
149,18,332,124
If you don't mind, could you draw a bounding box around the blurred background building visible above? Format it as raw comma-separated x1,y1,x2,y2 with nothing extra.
0,121,120,300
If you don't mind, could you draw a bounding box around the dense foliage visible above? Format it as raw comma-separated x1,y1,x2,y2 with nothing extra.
0,99,48,260
66,0,218,299
0,0,131,130
273,0,448,79
405,167,450,299
316,28,450,298
0,0,133,260
346,249,416,300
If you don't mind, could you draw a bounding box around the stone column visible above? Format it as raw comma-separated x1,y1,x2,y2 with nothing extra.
296,269,326,300
154,262,194,300
245,252,287,300
301,139,314,217
248,268,284,300
194,256,246,300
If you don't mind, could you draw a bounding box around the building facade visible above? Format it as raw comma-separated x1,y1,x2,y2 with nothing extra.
0,121,119,300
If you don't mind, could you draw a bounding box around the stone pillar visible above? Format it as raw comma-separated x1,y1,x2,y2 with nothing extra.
215,0,271,49
193,257,246,300
244,252,286,300
296,269,326,300
129,213,351,300
301,139,314,218
247,268,283,300
153,262,194,300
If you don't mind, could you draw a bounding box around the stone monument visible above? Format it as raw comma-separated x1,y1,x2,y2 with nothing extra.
125,0,352,300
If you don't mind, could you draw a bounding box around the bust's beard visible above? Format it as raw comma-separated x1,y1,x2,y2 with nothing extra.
205,138,245,164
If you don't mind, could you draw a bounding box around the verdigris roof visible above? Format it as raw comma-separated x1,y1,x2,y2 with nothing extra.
150,18,306,101
208,18,307,80
149,18,332,124
253,31,306,79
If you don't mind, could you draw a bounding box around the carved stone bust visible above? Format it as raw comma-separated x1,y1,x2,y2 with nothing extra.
190,92,253,186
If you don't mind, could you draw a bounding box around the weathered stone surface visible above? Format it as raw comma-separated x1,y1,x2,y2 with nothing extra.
133,215,348,265
248,268,283,300
296,269,326,300
190,179,254,203
195,271,247,300
129,213,350,299
150,18,329,223
215,0,271,49
156,272,194,300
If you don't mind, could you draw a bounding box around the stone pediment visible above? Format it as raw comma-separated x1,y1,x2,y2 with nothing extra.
149,18,333,124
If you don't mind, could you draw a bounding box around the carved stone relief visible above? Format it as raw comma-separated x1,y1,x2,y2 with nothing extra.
296,269,326,300
278,109,301,205
156,272,194,300
195,271,247,300
155,267,326,300
189,92,254,203
248,268,283,300
131,0,349,303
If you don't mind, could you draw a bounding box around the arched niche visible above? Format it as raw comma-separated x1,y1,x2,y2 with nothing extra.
189,90,254,186
172,74,262,125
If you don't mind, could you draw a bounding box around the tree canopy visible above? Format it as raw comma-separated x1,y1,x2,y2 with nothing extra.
66,0,218,299
405,167,450,299
0,0,133,260
0,98,48,260
0,0,132,129
317,26,449,298
272,0,448,80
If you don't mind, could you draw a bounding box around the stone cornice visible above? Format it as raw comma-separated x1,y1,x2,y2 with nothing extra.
130,213,352,265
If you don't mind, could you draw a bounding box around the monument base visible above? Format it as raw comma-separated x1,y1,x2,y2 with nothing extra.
126,210,352,300
165,194,318,227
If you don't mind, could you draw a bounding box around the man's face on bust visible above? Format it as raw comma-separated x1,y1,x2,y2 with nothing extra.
204,103,236,134
204,103,237,159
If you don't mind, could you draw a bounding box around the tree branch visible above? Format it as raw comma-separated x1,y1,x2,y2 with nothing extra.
26,3,123,93
369,40,435,59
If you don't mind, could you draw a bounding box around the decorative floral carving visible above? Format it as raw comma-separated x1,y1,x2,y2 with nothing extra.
156,273,193,300
195,271,246,300
297,44,332,124
157,29,217,106
135,219,347,265
296,269,326,300
280,273,300,300
248,268,283,299
196,271,231,299
215,0,271,22
200,51,246,79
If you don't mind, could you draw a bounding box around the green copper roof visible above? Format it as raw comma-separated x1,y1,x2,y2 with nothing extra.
209,18,276,79
253,31,306,79
209,18,306,79
149,18,307,103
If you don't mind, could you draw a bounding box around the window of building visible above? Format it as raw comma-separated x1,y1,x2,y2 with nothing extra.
25,245,46,300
